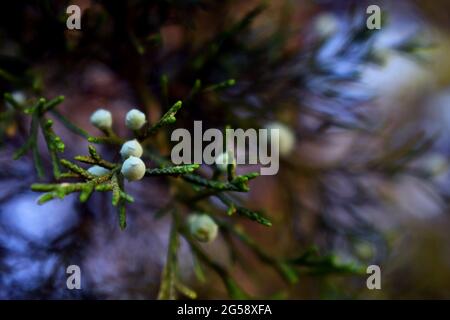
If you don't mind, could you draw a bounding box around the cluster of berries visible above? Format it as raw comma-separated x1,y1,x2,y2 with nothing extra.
89,108,219,242
89,108,147,181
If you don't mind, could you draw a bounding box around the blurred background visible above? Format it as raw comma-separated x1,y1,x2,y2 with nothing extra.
0,0,449,299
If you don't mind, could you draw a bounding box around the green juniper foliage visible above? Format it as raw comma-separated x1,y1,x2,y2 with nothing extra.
4,88,361,299
0,1,437,299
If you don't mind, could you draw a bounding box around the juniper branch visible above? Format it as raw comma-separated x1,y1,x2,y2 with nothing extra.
217,194,272,227
158,218,179,300
219,221,297,283
41,119,65,178
146,164,200,176
181,229,249,300
182,172,258,192
146,100,182,136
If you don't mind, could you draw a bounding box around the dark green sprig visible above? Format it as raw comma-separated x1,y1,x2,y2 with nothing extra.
40,95,65,114
183,174,241,191
288,247,364,275
111,173,128,229
74,155,116,170
32,181,95,204
95,183,134,203
14,104,45,177
60,159,95,179
11,96,66,178
41,119,65,178
235,207,272,227
217,194,272,227
157,212,198,300
158,218,180,300
146,100,182,136
118,202,127,230
203,79,236,92
182,229,249,300
74,146,117,170
146,164,200,176
87,134,125,145
182,171,258,193
13,112,42,172
229,172,259,192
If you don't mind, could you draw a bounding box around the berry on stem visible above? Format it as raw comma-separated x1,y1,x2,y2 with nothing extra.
87,165,110,176
90,109,112,130
188,213,218,243
126,109,147,130
120,139,143,159
121,156,146,181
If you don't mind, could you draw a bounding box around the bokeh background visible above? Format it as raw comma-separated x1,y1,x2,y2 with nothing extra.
0,0,449,299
